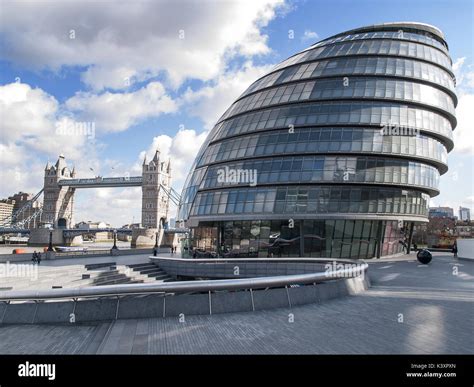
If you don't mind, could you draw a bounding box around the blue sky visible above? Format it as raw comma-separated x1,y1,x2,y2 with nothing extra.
0,0,473,226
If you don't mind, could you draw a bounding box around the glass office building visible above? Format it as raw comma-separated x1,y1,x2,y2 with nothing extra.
178,22,457,259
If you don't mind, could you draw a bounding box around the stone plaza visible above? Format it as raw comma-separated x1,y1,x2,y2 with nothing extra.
0,253,472,354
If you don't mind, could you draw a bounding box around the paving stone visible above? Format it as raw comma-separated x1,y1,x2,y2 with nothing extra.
0,255,472,354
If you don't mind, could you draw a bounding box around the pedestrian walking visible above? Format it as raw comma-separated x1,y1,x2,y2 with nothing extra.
452,243,458,258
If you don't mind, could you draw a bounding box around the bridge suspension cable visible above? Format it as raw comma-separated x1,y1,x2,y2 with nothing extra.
0,189,44,228
160,184,181,207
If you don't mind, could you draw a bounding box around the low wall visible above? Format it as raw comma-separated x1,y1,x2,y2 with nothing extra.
155,259,328,279
0,254,38,264
457,239,474,260
0,275,369,325
28,229,63,246
0,247,170,263
150,257,365,280
131,228,157,248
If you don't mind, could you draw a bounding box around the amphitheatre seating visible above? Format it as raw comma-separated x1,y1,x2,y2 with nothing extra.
0,261,172,291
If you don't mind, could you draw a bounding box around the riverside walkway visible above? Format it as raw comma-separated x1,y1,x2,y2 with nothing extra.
0,253,472,354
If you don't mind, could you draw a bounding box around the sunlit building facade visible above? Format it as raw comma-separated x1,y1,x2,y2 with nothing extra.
178,22,457,258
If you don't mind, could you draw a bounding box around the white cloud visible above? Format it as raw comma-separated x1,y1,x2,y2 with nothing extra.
182,61,274,129
452,57,474,89
463,196,474,205
0,82,92,159
453,93,474,155
0,0,286,90
0,160,45,199
301,29,319,42
65,81,177,133
73,187,142,227
0,142,28,167
81,65,139,92
452,57,465,77
0,82,58,143
0,0,289,225
452,57,474,155
0,82,109,212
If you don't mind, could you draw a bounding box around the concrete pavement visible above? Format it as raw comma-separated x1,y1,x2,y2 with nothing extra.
0,253,472,354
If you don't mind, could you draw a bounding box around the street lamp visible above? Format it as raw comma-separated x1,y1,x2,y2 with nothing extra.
112,229,118,250
47,230,53,252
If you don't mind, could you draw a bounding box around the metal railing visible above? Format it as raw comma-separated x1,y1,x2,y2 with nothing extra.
0,261,368,302
150,256,365,264
54,249,112,257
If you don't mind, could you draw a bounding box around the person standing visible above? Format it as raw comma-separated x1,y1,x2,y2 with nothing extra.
452,242,458,258
32,251,37,264
37,252,42,265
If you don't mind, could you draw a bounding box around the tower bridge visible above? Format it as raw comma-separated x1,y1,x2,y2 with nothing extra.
1,152,184,248
57,176,143,188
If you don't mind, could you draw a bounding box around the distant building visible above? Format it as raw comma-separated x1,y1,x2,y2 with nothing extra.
0,199,15,226
8,192,43,229
459,206,471,221
75,221,111,230
121,223,141,229
426,216,456,248
456,225,473,238
429,206,454,218
141,150,171,229
169,218,176,228
43,155,75,228
75,220,112,241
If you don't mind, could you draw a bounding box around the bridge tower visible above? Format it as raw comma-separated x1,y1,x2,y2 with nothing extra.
42,155,76,228
141,150,171,229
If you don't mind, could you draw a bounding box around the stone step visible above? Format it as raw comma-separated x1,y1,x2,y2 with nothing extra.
128,263,157,270
147,272,171,280
85,262,117,270
93,278,143,286
89,272,128,282
136,267,166,275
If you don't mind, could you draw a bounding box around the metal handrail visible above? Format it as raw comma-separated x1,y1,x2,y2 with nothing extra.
0,262,368,302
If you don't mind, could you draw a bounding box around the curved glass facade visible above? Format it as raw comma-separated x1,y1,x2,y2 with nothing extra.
272,39,452,73
200,156,440,193
198,128,448,170
190,186,430,217
241,57,456,98
223,78,455,120
179,22,457,259
312,29,449,53
213,101,454,146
